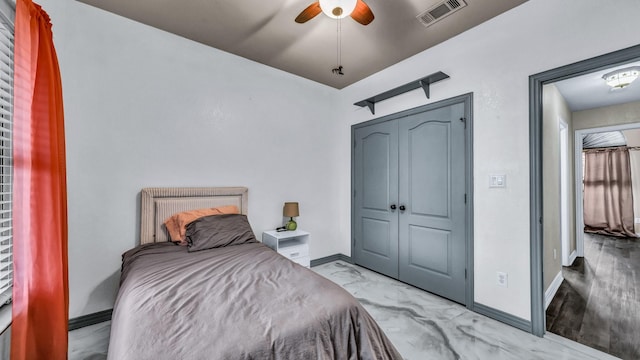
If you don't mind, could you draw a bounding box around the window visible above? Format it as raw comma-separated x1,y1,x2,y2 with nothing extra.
0,6,13,307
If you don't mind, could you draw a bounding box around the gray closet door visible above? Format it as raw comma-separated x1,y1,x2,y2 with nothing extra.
398,103,466,304
353,121,399,278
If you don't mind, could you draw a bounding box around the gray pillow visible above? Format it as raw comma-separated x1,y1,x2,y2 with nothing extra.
186,214,257,252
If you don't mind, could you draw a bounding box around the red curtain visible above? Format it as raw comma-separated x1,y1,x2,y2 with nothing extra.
11,1,68,359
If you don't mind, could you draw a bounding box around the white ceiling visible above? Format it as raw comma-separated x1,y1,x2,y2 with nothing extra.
555,60,640,112
75,0,527,89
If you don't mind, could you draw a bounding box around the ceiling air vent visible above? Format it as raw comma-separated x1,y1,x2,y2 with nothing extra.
416,0,467,27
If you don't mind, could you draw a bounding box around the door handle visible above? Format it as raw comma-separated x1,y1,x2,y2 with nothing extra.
399,205,406,211
390,204,397,210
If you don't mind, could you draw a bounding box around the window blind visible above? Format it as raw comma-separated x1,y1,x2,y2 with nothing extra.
0,9,13,307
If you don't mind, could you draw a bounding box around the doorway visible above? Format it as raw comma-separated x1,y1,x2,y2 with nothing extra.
546,124,640,358
351,93,474,307
574,124,640,256
530,44,640,339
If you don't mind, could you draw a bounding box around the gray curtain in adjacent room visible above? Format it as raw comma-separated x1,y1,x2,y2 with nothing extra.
583,147,636,237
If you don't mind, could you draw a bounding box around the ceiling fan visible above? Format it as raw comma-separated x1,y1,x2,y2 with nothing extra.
295,0,374,25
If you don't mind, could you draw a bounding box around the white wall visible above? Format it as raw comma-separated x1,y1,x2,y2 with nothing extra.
0,327,9,360
40,0,342,318
574,100,640,130
336,0,640,320
39,0,640,322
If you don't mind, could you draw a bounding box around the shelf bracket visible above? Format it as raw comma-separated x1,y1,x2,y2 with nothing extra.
354,71,450,115
363,100,375,115
419,79,430,98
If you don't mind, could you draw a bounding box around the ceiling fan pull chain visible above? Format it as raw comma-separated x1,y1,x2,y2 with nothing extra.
332,17,344,76
337,17,340,69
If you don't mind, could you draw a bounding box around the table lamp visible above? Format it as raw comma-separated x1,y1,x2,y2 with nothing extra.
283,202,299,231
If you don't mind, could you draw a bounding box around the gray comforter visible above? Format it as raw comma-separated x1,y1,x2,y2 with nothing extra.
107,242,402,360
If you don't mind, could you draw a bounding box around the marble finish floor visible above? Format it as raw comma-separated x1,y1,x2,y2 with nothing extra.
69,261,618,359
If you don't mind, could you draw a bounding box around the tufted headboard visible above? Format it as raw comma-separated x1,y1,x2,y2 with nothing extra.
139,187,248,244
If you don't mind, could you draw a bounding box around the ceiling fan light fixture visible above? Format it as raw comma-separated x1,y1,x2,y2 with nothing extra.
319,0,357,19
602,66,640,89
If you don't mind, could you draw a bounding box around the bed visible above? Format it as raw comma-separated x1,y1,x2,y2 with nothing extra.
107,187,402,360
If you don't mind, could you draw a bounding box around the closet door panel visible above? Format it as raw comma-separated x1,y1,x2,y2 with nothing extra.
409,122,450,218
353,121,399,278
407,225,450,275
398,103,466,304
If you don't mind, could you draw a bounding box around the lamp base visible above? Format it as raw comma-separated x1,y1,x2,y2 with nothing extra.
286,218,297,231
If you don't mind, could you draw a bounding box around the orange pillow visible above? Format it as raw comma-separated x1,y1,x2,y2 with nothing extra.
164,205,239,245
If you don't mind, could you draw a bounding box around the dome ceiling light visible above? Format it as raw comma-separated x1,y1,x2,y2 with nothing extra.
295,0,374,25
603,66,640,89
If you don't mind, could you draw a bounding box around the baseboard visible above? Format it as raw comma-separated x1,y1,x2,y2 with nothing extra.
473,302,531,333
545,271,564,310
568,250,577,265
310,253,352,267
68,309,112,331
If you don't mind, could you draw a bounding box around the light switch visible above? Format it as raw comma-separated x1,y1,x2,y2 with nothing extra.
489,174,506,188
497,272,508,287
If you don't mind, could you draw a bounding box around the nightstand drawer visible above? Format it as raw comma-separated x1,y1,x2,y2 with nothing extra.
291,256,310,268
279,242,309,259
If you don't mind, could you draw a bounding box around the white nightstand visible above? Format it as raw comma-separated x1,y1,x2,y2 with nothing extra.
262,230,310,268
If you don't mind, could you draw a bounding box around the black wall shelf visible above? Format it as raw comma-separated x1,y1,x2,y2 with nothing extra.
354,71,450,114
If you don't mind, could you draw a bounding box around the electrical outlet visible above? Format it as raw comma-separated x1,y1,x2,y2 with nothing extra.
553,249,557,260
635,218,640,224
497,272,508,287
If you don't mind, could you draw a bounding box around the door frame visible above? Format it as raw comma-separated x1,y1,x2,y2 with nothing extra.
529,44,640,336
559,120,571,267
351,92,474,309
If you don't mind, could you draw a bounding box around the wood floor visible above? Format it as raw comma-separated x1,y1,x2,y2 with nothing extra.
546,232,640,360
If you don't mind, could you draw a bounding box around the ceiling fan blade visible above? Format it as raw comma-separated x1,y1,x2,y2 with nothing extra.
351,0,374,25
295,2,322,23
